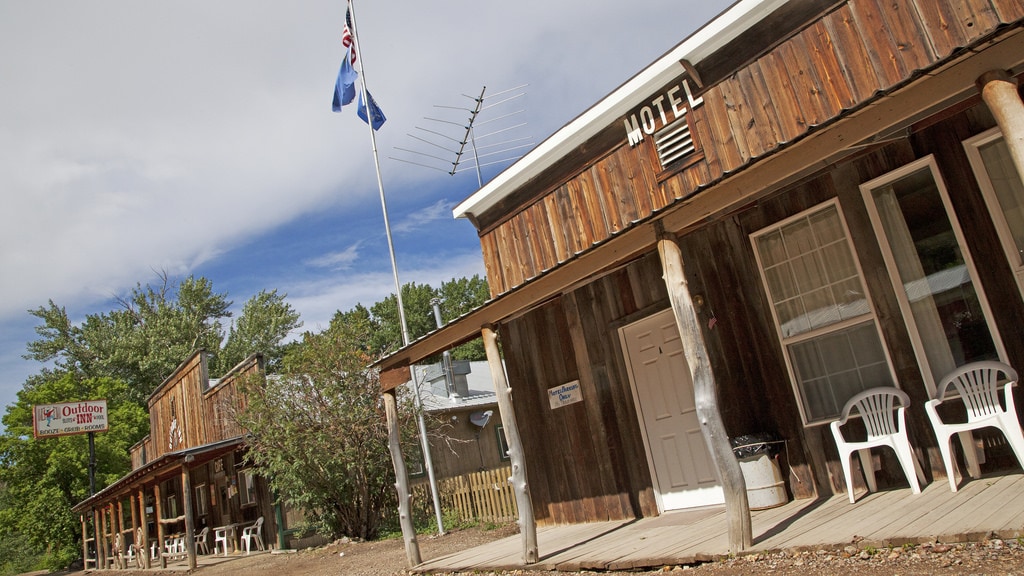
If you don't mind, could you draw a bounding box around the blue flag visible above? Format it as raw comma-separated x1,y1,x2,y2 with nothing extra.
332,51,358,112
332,9,358,112
357,89,386,130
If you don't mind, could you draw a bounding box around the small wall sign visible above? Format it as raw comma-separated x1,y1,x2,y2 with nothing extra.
548,380,583,409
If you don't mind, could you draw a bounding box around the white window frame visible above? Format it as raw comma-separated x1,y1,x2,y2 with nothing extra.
750,199,896,425
964,127,1024,300
859,155,1006,396
238,469,257,507
194,484,209,516
495,424,511,461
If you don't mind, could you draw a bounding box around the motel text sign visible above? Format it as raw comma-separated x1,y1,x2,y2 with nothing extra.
33,400,109,438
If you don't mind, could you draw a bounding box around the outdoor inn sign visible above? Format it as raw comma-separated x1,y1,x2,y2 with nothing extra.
33,399,109,494
33,399,109,438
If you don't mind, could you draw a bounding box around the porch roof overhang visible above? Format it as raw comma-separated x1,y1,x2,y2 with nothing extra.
376,24,1024,378
72,436,246,513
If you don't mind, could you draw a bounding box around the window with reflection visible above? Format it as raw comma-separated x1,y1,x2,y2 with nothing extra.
752,200,894,424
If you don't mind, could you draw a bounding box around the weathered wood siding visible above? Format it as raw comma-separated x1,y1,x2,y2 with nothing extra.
479,0,1024,297
202,354,261,442
498,93,1024,519
501,253,670,524
129,352,259,467
147,352,208,460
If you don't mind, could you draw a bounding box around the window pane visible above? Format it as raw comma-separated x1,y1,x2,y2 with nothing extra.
757,229,787,267
754,202,891,424
790,253,826,294
821,240,857,283
776,298,808,337
802,287,837,330
789,322,890,422
868,165,999,384
979,139,1024,265
755,205,870,338
810,208,845,244
764,262,798,302
832,278,869,320
782,217,815,256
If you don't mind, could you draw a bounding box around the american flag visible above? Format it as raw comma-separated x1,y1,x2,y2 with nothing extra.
342,7,357,65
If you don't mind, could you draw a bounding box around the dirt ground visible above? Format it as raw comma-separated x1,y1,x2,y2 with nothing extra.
44,524,1024,576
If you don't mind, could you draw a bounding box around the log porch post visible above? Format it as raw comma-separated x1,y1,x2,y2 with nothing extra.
182,459,197,569
92,508,102,570
154,482,164,564
129,492,139,564
977,70,1024,183
98,504,108,569
114,498,124,568
138,485,151,568
482,324,538,564
657,229,752,552
383,388,421,567
80,512,91,570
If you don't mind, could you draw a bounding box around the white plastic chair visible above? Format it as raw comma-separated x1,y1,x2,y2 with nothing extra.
240,517,265,554
925,360,1024,492
213,526,230,556
194,526,210,555
830,387,924,503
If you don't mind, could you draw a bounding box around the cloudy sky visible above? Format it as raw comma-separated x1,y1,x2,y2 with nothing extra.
0,0,734,425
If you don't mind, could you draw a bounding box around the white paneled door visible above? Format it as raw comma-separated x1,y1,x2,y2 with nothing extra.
621,308,724,511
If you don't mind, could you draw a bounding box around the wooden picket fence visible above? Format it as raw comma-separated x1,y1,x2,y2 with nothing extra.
413,465,517,525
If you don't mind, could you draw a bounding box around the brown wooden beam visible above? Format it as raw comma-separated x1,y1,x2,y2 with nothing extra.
154,483,164,567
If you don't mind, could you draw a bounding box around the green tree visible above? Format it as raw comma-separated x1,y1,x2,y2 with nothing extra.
233,311,419,540
368,282,438,354
25,274,232,403
0,374,147,572
368,276,490,361
437,275,490,361
215,289,302,375
6,274,301,571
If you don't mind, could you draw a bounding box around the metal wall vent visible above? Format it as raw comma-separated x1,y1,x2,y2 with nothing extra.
655,116,695,169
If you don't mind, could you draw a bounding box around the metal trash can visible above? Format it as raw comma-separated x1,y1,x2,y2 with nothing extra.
731,434,788,510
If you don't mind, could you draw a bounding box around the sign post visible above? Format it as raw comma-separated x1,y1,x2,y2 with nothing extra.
33,399,109,495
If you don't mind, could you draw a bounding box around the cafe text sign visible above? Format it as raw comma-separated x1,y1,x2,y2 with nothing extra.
33,400,109,438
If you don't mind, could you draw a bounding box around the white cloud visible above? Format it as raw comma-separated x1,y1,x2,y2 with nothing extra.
286,250,486,333
305,243,363,271
0,0,734,423
392,199,456,234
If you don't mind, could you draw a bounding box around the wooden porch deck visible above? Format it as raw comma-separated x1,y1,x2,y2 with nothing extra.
415,472,1024,572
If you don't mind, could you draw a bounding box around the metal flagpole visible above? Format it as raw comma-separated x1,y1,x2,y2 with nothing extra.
347,0,410,346
347,0,445,538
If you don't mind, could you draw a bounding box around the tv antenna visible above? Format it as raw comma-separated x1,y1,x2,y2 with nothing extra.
390,85,532,187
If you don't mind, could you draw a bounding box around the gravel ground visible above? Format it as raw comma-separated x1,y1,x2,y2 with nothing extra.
44,525,1024,576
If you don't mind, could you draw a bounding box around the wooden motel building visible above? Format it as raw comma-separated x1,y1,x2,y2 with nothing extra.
71,352,284,570
379,0,1024,547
